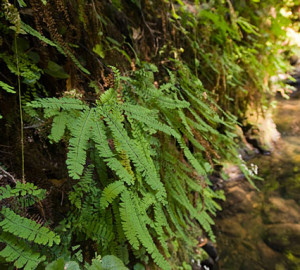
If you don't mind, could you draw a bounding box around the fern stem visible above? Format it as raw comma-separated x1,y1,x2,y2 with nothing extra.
14,34,25,183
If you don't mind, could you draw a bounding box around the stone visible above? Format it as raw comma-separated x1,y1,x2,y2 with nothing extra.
217,218,247,238
263,197,300,224
284,176,300,201
264,223,300,256
225,186,253,213
257,241,282,268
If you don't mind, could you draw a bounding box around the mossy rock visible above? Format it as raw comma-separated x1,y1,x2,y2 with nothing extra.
264,224,300,256
263,197,300,224
283,176,300,201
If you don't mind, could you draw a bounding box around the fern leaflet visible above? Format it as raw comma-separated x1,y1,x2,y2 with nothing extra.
100,181,125,210
0,207,60,246
66,109,93,179
0,233,46,270
0,80,15,93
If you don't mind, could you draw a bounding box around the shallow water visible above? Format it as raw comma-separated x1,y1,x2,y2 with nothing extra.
215,97,300,270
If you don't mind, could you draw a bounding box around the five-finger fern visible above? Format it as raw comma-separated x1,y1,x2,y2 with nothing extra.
0,207,60,246
0,233,46,270
0,183,61,270
0,0,295,269
26,63,248,269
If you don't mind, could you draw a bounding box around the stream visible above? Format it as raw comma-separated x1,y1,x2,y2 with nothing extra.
214,95,300,270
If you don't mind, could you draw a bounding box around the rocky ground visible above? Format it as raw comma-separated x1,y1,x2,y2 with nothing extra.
214,85,300,269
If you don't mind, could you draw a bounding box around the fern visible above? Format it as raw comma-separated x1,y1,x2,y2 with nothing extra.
68,165,94,209
0,207,60,246
0,182,46,202
49,111,69,142
66,109,93,179
0,51,42,86
0,80,15,93
28,97,87,111
101,106,166,200
92,113,134,185
100,181,125,209
119,190,140,250
120,190,171,270
20,22,90,75
0,181,60,269
27,63,256,269
0,233,46,270
122,103,176,136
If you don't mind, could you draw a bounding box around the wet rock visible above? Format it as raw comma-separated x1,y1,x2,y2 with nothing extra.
235,125,259,160
223,165,245,183
257,241,281,268
218,218,247,238
239,258,265,270
264,223,300,256
242,109,280,153
283,176,300,202
202,241,219,262
263,197,300,224
225,186,253,213
200,257,214,270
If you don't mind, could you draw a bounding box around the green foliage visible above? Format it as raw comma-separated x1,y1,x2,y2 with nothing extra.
0,51,42,85
0,80,15,93
0,207,60,246
20,22,90,75
45,255,128,270
1,0,298,269
27,63,244,269
0,181,46,201
0,233,46,270
100,181,125,209
0,183,60,269
90,255,128,270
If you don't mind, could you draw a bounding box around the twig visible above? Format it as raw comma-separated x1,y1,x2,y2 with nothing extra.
15,28,25,183
0,166,17,184
0,150,12,155
0,144,11,148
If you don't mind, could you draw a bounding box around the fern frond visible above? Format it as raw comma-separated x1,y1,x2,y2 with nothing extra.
0,182,46,201
49,111,68,142
0,208,60,246
21,22,90,74
119,190,140,250
177,137,207,176
102,108,165,197
0,80,15,93
156,94,189,109
122,103,158,118
153,206,171,257
131,194,171,270
20,22,66,55
195,211,215,242
123,103,176,136
112,201,126,243
0,232,46,270
84,217,114,246
92,113,134,185
66,109,93,179
69,165,94,209
120,190,171,270
100,181,125,210
165,204,188,241
28,97,87,111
